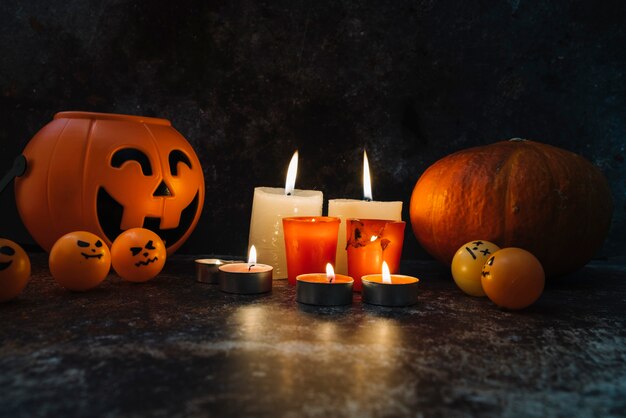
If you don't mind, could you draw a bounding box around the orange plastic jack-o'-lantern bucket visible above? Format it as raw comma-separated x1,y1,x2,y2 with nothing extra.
14,111,205,255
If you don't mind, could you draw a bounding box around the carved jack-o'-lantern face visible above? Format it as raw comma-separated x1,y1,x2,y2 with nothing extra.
0,238,31,302
93,134,201,251
111,228,166,282
15,112,204,255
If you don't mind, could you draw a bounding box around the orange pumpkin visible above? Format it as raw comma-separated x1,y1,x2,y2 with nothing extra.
409,139,612,277
14,111,204,255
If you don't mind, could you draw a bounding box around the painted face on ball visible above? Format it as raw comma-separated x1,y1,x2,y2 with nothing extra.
451,240,500,297
131,240,159,267
48,231,111,292
77,238,106,260
480,247,545,310
111,228,166,282
481,254,495,278
0,239,31,302
0,245,15,271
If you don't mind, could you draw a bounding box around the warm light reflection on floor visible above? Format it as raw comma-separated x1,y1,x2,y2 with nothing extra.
234,305,266,340
353,317,405,394
315,321,338,344
230,305,411,404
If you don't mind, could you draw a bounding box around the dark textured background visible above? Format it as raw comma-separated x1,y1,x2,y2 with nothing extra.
1,0,624,259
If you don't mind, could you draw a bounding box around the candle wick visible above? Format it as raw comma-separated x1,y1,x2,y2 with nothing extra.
364,197,372,202
286,192,292,196
248,263,256,271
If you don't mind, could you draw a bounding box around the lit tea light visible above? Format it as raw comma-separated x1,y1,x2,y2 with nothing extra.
219,245,273,294
282,216,340,285
248,151,323,279
328,151,402,275
346,218,406,291
296,263,354,306
195,258,244,283
361,261,419,306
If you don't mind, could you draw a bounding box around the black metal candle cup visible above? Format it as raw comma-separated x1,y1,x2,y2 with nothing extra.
195,258,243,284
296,273,354,306
218,263,273,294
361,274,419,307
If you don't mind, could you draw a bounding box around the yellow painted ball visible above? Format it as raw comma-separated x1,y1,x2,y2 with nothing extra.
451,240,500,296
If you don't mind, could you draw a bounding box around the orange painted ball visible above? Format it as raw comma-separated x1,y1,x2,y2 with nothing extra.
111,228,166,282
0,238,31,302
481,247,545,310
49,231,111,291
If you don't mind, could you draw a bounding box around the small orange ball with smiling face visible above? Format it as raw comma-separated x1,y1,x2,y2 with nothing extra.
111,228,166,282
49,231,111,291
0,238,31,302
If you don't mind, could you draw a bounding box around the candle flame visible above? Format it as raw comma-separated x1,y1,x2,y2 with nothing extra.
285,151,298,195
326,263,335,283
370,235,378,242
363,150,372,201
382,261,392,284
248,245,257,265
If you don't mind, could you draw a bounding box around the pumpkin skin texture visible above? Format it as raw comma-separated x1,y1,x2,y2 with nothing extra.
14,112,204,256
409,139,612,278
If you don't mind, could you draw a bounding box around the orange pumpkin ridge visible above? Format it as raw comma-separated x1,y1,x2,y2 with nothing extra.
410,139,612,278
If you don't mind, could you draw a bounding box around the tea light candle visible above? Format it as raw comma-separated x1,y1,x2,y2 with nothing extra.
219,246,273,294
296,263,354,306
346,219,406,291
283,216,340,285
328,151,402,275
195,258,244,284
248,151,323,279
361,261,419,306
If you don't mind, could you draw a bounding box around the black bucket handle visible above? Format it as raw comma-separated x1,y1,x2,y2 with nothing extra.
0,155,27,195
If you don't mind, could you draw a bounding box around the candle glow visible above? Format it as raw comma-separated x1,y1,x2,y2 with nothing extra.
285,151,298,195
248,245,257,265
363,150,372,201
326,263,336,283
382,261,392,284
326,151,402,276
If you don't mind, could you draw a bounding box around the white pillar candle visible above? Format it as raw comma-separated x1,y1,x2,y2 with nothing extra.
328,151,402,274
248,152,323,279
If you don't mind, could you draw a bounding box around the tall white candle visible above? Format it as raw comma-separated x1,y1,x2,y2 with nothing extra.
248,152,323,279
328,151,402,275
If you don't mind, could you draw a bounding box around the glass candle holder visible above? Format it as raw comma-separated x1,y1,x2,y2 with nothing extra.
346,219,406,291
282,216,340,285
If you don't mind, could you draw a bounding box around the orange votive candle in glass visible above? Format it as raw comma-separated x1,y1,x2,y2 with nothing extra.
346,219,406,291
283,216,340,285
